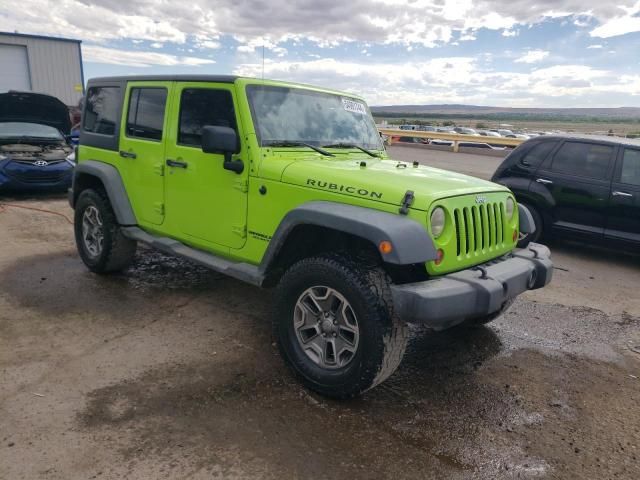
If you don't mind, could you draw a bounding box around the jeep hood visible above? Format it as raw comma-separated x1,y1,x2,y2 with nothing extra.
281,156,509,210
0,91,71,134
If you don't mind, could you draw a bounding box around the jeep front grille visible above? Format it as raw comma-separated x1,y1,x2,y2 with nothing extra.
453,203,505,257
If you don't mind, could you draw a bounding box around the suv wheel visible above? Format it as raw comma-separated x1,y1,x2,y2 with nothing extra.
274,253,408,398
517,203,543,248
74,188,137,273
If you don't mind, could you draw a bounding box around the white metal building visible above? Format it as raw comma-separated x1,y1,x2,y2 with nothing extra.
0,32,84,106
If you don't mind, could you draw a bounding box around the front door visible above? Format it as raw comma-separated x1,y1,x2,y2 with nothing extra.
606,147,640,244
164,83,248,250
534,140,616,239
118,82,172,226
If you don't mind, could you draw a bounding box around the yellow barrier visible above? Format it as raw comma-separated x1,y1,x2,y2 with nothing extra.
378,127,525,152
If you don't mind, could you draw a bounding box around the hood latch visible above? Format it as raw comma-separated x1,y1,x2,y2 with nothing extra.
399,190,415,215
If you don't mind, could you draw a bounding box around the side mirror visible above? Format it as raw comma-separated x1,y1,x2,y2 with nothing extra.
201,126,244,174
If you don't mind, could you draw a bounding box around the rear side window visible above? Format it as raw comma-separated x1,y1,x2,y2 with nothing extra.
178,89,236,147
551,142,613,179
126,88,167,141
520,141,557,168
620,149,640,186
83,87,120,136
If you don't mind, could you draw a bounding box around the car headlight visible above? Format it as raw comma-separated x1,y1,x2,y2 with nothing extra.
506,197,515,220
65,152,76,166
430,207,446,238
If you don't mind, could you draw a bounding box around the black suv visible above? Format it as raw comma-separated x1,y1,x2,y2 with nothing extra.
492,134,640,250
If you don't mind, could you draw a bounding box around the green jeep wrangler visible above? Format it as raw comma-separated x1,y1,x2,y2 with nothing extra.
70,75,552,398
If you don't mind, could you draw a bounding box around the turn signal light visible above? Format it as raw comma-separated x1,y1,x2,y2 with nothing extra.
379,241,393,255
435,249,444,265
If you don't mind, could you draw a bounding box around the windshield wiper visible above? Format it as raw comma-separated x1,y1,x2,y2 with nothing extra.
322,143,380,158
263,140,334,157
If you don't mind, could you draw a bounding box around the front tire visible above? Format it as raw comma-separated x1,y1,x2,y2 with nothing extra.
274,254,408,399
74,188,137,273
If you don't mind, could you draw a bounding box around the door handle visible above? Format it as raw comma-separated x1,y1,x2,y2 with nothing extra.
166,159,188,169
119,150,137,159
612,191,633,198
536,178,553,185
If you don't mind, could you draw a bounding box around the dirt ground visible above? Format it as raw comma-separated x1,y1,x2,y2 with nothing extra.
1,153,639,479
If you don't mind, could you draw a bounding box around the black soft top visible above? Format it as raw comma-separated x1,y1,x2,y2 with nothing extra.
86,75,239,85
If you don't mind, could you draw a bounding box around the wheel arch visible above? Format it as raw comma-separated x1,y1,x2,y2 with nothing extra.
70,161,137,226
259,201,436,286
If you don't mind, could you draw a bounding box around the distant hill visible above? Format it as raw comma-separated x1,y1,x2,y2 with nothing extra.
370,104,640,122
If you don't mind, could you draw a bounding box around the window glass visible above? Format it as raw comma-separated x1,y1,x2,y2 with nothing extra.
551,142,613,179
521,141,557,168
83,87,120,135
620,149,640,186
246,85,383,150
126,88,167,141
178,89,236,147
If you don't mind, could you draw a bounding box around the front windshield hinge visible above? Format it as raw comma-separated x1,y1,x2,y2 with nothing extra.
399,190,415,215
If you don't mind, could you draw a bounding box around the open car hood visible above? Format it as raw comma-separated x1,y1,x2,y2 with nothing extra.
0,91,71,134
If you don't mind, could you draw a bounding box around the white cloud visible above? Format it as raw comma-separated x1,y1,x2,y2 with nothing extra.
82,45,215,67
590,1,640,37
587,44,604,49
150,42,163,49
2,0,640,49
237,38,288,57
233,57,640,107
502,29,519,37
514,49,549,64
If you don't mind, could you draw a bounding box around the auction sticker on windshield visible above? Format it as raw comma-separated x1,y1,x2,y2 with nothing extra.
342,98,367,115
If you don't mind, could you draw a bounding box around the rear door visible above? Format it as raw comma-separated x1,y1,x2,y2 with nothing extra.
606,147,640,245
534,140,615,239
118,82,172,226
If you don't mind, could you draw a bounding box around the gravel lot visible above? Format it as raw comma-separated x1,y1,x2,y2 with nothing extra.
1,148,639,479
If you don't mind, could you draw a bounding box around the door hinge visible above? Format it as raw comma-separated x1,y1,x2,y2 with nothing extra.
154,202,165,216
232,224,247,238
233,179,249,193
154,162,165,176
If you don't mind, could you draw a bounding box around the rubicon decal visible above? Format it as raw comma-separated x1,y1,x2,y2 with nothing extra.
306,179,383,199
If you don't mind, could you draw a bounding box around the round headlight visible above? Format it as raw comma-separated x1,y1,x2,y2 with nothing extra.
430,207,446,238
506,197,515,220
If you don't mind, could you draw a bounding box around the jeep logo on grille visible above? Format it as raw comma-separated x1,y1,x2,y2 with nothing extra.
475,195,488,204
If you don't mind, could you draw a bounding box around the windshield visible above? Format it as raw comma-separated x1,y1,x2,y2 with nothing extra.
246,85,382,150
0,122,63,140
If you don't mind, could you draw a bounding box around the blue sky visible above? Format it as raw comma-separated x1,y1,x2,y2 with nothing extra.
2,0,640,107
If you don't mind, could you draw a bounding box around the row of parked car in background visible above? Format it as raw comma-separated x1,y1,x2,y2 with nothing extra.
397,123,538,139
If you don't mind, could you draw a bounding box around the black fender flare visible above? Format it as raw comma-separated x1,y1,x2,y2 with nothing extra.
518,203,536,234
70,161,137,225
259,201,437,274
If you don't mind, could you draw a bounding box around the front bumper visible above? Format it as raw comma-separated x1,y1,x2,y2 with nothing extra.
391,243,553,330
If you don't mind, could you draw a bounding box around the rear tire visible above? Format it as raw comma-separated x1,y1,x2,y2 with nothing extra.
74,188,137,273
517,203,543,248
274,253,408,399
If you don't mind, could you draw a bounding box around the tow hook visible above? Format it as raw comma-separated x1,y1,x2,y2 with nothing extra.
472,265,489,279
